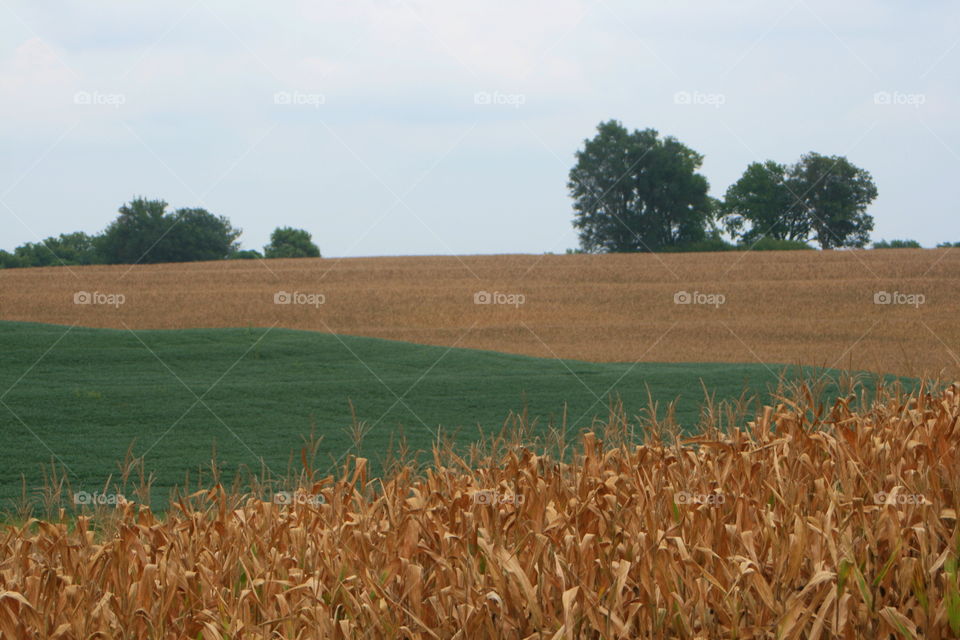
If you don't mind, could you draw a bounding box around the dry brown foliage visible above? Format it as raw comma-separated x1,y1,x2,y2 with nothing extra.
1,381,960,639
1,249,957,378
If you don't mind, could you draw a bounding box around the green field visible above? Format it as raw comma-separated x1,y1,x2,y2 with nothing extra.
0,321,905,511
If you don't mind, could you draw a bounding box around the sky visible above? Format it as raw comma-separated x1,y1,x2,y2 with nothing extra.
0,0,957,257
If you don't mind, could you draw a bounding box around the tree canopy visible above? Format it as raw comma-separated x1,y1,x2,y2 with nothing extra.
263,227,321,259
569,120,712,253
95,198,241,265
0,198,320,268
722,154,877,249
721,161,807,244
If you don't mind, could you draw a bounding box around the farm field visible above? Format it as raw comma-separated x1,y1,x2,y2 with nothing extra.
0,249,956,379
0,250,953,638
1,380,957,637
0,320,887,512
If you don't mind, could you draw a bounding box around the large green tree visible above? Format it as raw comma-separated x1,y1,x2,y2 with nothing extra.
97,198,241,264
722,153,877,249
787,152,877,249
721,161,807,244
263,227,321,258
96,198,170,264
569,120,712,253
161,208,241,263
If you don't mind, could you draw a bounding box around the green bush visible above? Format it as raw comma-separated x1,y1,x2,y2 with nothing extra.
229,249,264,260
741,237,814,251
0,250,22,268
264,227,321,259
664,237,737,252
873,239,921,249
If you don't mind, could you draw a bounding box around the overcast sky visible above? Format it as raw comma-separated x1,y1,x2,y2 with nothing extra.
1,1,957,256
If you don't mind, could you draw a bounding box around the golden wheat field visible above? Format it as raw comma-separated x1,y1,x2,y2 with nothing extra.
0,249,957,379
1,380,958,638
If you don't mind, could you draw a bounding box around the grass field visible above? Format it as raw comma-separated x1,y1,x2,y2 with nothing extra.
1,249,956,379
0,319,895,512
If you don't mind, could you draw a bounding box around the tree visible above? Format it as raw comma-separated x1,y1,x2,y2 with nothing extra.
747,237,814,251
569,120,711,253
721,153,877,249
721,161,807,244
7,232,100,267
263,227,321,258
161,208,241,263
47,232,101,265
98,198,241,264
97,198,170,264
786,153,877,249
0,250,22,268
873,239,921,249
11,240,61,267
229,249,264,259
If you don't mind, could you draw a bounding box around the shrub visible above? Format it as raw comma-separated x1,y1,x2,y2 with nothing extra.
665,236,738,252
872,239,921,249
229,249,264,260
741,237,814,251
264,227,321,259
0,250,22,268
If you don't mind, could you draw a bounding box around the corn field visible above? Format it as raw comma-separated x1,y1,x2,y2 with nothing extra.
1,381,959,638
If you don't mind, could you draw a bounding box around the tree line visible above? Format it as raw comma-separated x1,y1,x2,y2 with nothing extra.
0,198,320,268
568,120,949,252
3,122,950,268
